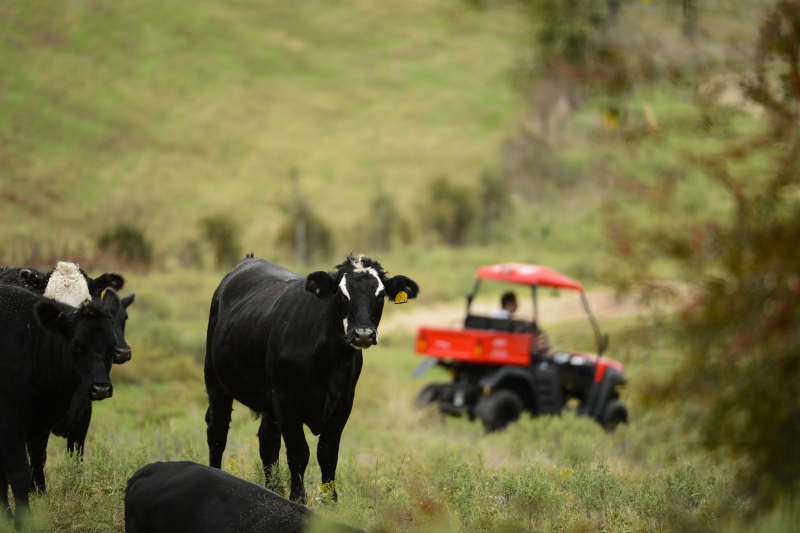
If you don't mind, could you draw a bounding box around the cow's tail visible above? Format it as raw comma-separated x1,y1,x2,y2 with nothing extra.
204,291,221,379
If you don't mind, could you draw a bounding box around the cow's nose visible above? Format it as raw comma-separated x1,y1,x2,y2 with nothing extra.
114,347,132,364
90,384,113,400
353,328,377,348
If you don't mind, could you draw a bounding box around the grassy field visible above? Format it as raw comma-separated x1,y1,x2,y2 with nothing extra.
2,307,795,533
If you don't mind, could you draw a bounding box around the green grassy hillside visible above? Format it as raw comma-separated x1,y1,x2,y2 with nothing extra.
0,0,525,251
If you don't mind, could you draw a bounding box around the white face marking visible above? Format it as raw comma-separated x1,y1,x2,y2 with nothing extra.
44,261,90,308
367,268,384,296
338,273,351,300
351,255,366,271
343,317,348,333
348,256,384,295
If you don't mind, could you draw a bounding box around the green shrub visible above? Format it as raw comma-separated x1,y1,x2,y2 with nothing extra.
98,223,154,266
418,177,476,246
199,215,242,269
276,171,334,263
367,187,411,252
477,169,512,241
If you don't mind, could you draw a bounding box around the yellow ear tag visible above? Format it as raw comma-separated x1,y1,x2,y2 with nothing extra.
394,291,408,304
101,289,107,299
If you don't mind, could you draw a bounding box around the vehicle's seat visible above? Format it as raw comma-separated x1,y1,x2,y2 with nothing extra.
464,315,535,334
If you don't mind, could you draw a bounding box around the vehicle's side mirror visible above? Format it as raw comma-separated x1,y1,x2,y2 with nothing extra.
599,332,610,356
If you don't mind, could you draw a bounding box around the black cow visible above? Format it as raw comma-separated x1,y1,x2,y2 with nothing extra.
0,261,124,306
205,254,418,503
0,262,133,494
125,461,365,533
27,293,136,494
0,286,120,530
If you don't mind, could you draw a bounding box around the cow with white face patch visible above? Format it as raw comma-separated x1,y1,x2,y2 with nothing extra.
326,256,389,348
205,254,419,504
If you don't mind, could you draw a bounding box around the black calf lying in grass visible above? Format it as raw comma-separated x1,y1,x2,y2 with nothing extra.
125,462,365,533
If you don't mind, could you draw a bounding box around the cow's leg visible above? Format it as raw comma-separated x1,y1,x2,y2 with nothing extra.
0,467,11,520
66,401,92,456
0,429,33,530
27,433,49,493
257,417,282,491
205,367,234,469
317,391,356,503
276,419,309,504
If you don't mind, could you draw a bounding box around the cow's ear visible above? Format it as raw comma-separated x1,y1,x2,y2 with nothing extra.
102,288,121,318
88,272,125,296
305,271,337,298
383,275,420,303
20,268,47,290
121,293,136,308
34,300,74,337
19,268,38,282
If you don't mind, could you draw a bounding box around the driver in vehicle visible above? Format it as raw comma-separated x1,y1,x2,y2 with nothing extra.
490,291,517,319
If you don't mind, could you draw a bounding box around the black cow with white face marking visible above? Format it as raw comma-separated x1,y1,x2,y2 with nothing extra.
205,254,419,503
0,286,120,530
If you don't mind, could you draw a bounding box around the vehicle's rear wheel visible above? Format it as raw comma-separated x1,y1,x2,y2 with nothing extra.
601,399,628,432
475,390,524,432
414,383,444,409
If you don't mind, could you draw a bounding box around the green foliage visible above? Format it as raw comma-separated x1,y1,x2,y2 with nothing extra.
199,215,242,270
367,187,411,252
275,172,334,263
606,0,800,511
98,223,154,266
532,0,608,68
418,177,477,246
515,0,632,98
476,169,513,241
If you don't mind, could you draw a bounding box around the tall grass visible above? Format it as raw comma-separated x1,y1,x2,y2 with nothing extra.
0,311,779,533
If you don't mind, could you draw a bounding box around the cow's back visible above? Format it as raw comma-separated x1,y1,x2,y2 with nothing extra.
125,461,310,533
126,462,365,533
206,258,305,409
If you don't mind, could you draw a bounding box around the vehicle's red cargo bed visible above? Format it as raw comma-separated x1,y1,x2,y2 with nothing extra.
415,327,531,366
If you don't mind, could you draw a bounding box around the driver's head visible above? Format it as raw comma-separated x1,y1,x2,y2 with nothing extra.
501,291,518,313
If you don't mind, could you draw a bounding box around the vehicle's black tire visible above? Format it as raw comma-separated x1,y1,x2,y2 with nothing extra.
415,383,444,409
601,399,628,432
475,390,524,432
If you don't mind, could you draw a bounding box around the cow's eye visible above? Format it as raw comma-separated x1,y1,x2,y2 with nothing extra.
338,292,348,302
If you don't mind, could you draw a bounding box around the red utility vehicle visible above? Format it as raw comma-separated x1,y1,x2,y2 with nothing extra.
413,263,628,431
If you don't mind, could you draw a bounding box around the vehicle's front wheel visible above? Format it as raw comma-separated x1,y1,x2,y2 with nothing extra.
601,399,628,432
414,383,444,409
475,390,524,432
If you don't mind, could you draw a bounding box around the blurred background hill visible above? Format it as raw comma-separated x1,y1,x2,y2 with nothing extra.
0,0,766,288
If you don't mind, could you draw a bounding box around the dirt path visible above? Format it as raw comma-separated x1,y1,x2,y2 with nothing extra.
381,288,675,334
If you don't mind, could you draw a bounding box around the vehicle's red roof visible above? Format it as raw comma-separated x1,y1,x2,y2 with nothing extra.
476,263,584,292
